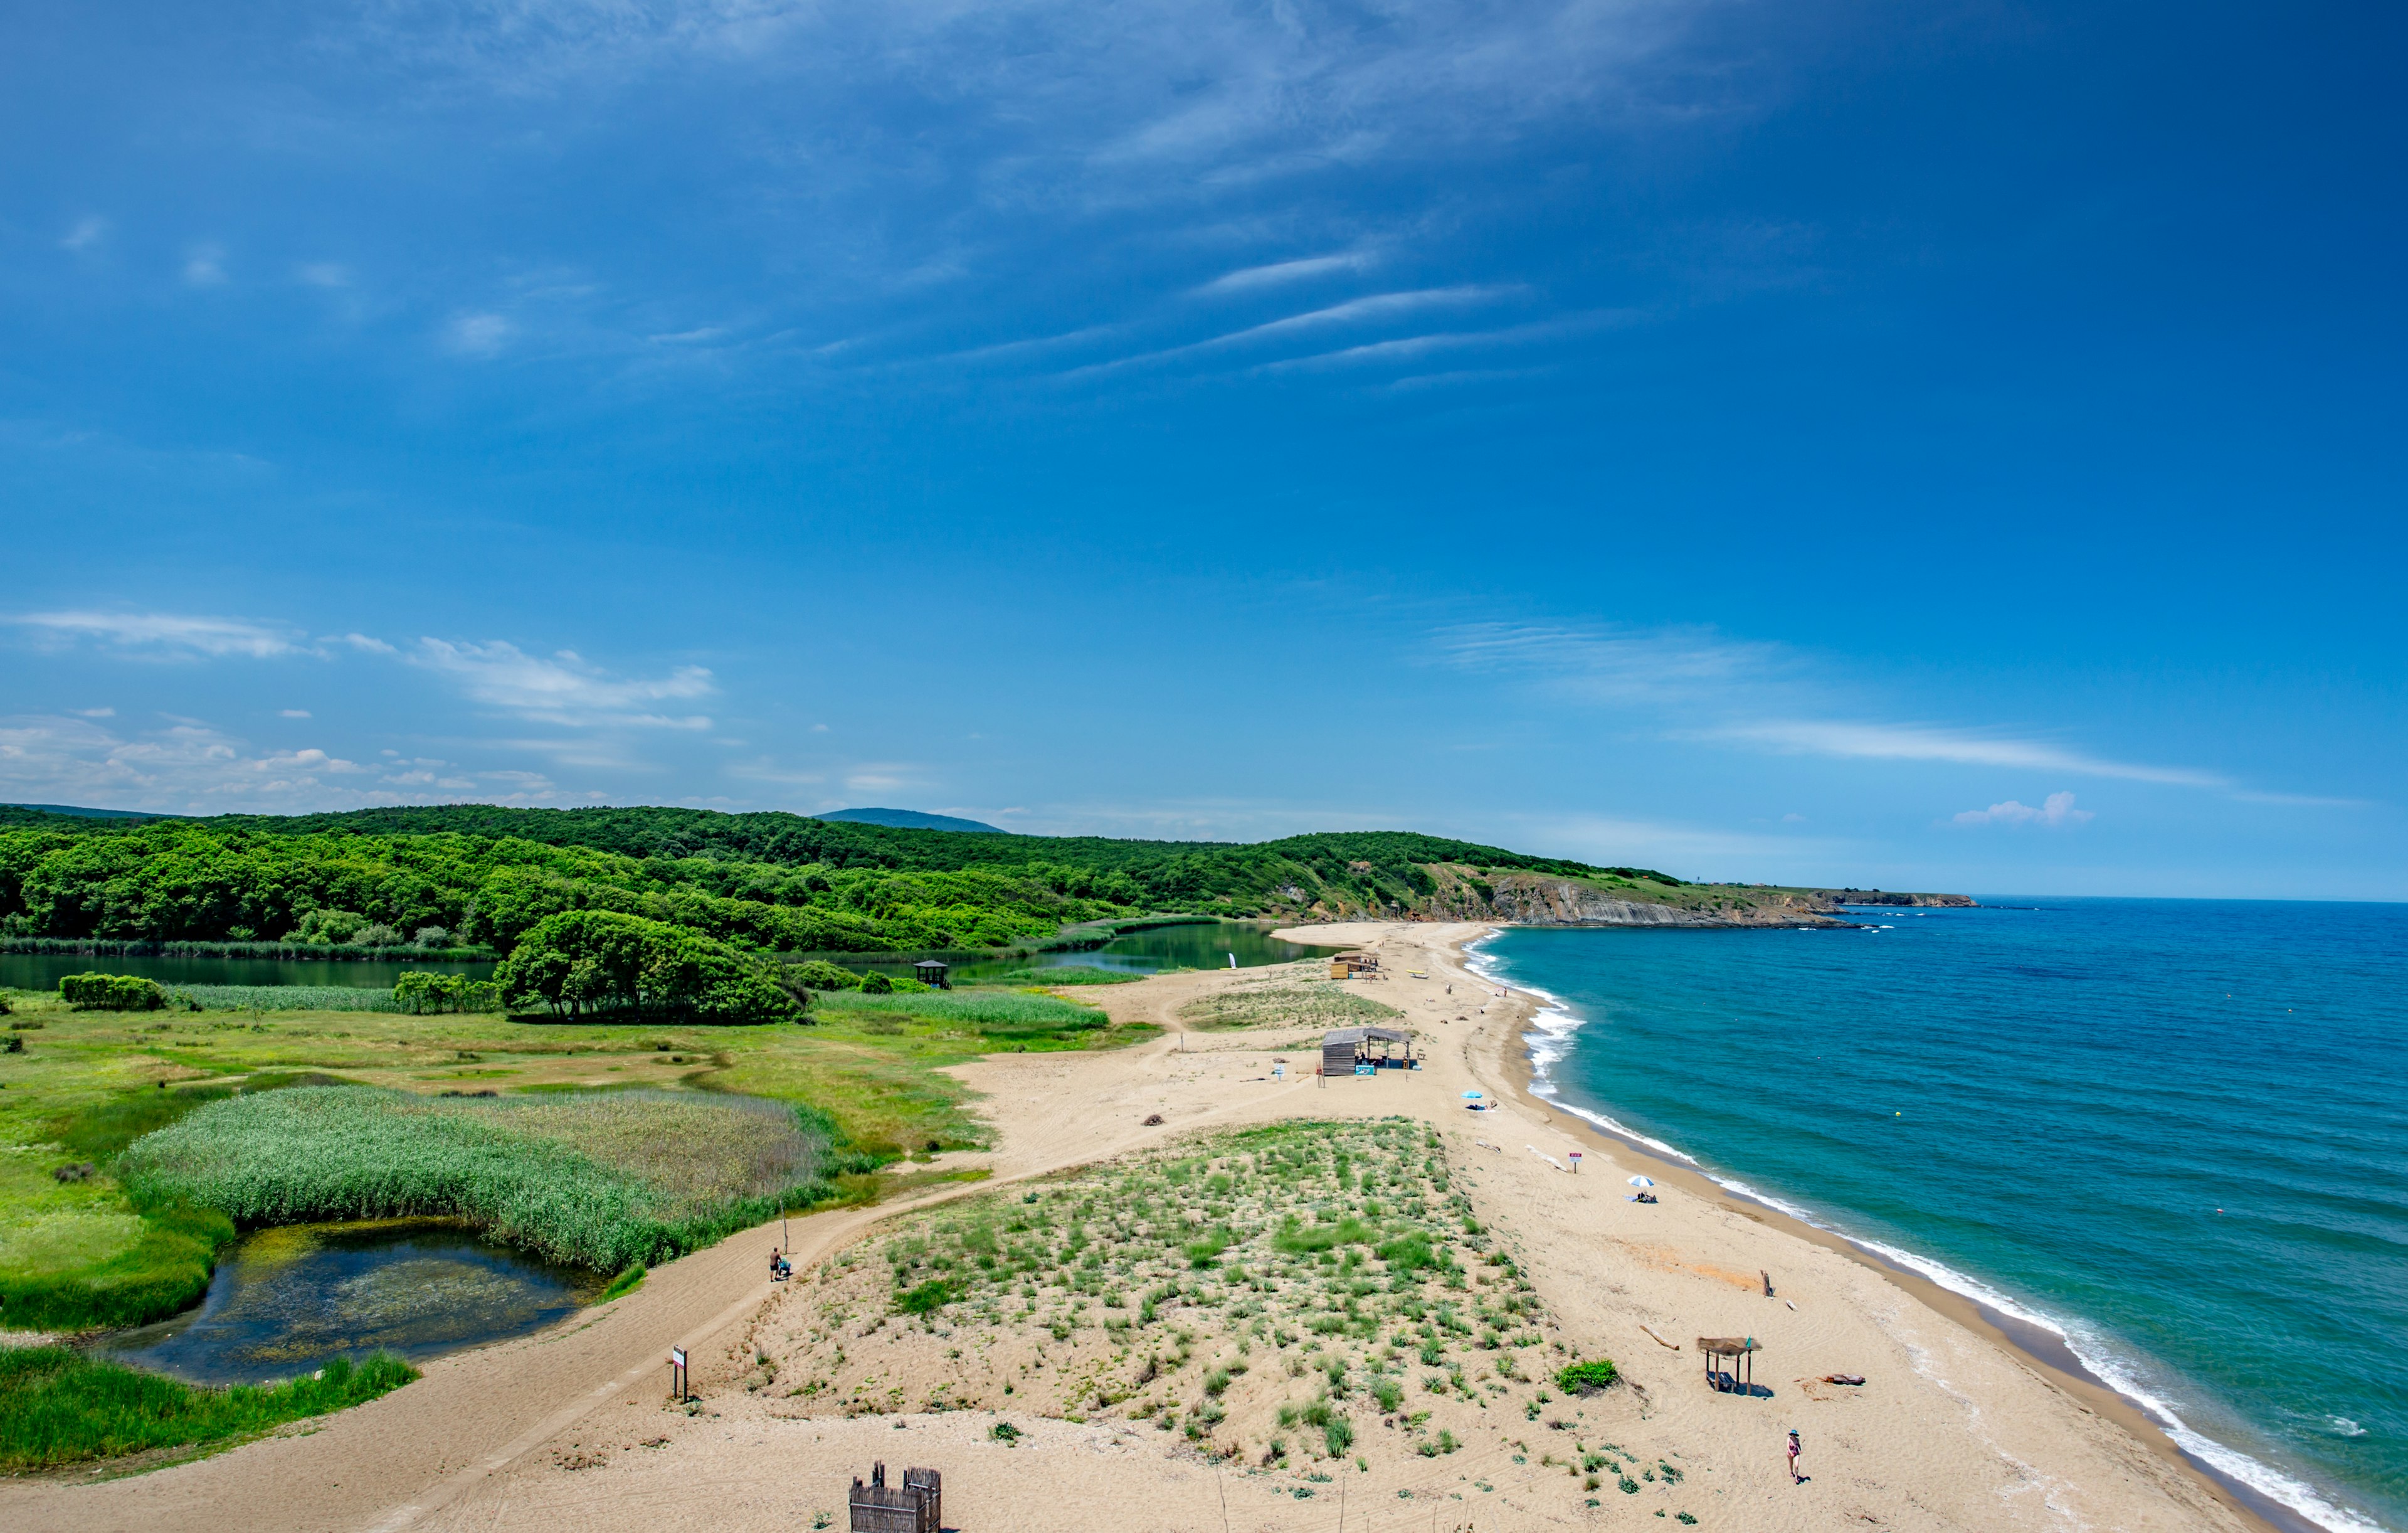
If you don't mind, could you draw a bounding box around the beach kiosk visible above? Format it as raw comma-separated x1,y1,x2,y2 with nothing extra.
1321,1026,1415,1077
1329,951,1381,980
911,960,951,990
1698,1336,1760,1394
849,1463,942,1533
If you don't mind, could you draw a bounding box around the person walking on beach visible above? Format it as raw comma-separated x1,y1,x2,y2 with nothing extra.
1787,1430,1803,1483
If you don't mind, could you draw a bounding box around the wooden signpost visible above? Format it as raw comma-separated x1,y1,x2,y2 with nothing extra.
668,1345,689,1400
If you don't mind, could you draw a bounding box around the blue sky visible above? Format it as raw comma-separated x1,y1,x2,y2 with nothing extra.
3,0,2401,898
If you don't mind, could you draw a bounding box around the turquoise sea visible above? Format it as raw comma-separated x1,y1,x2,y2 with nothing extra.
1472,899,2407,1533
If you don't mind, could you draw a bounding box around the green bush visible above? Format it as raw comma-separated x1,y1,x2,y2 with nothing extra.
59,972,168,1011
391,971,507,1014
894,1278,955,1315
1555,1358,1619,1394
0,1345,416,1469
784,959,863,990
858,971,895,994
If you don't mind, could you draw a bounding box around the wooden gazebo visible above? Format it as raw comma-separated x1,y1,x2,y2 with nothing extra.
911,960,951,990
1321,1026,1413,1076
1698,1336,1760,1394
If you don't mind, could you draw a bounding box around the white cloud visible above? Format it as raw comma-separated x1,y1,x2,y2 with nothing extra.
73,707,115,718
184,243,228,287
279,709,313,718
340,633,398,654
445,312,514,356
1953,792,2094,829
61,216,108,253
1721,720,2224,788
843,765,916,793
297,262,351,287
413,638,715,727
1195,254,1375,294
9,610,305,659
0,714,376,812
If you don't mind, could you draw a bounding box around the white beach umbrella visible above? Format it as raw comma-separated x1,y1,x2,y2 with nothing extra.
1627,1175,1656,1188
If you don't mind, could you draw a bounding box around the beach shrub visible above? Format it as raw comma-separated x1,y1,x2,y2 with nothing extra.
0,1345,417,1470
118,1085,832,1271
1555,1359,1619,1395
58,972,168,1011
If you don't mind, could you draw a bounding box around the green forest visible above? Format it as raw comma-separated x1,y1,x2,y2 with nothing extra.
0,804,1669,960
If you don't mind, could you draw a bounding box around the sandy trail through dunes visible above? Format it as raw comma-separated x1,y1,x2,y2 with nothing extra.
2,924,2264,1533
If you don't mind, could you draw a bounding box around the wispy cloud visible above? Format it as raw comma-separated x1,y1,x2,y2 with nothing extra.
1717,720,2226,788
0,714,380,812
1195,253,1375,294
413,639,715,728
1953,791,2093,828
60,216,108,253
1064,287,1519,378
1436,620,2318,801
296,262,351,288
8,610,305,659
445,312,514,356
184,243,228,287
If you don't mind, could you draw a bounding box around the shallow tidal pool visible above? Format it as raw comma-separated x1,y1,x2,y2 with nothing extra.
97,1219,600,1385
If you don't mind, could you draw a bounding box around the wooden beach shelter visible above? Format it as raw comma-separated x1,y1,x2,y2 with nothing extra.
1329,951,1381,979
1697,1336,1760,1394
849,1463,942,1533
911,959,951,990
1321,1026,1413,1076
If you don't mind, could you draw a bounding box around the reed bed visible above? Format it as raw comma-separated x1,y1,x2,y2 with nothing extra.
119,1086,828,1270
168,984,407,1012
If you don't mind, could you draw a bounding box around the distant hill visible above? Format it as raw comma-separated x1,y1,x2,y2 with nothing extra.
816,807,1005,834
1,803,171,822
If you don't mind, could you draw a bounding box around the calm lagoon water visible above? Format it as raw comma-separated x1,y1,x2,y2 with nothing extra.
97,1220,596,1386
1473,899,2408,1533
843,919,1343,983
0,953,495,991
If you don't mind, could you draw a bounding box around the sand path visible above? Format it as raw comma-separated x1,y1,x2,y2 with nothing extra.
4,925,2269,1533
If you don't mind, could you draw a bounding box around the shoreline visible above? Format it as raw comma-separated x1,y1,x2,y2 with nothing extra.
1447,922,2328,1533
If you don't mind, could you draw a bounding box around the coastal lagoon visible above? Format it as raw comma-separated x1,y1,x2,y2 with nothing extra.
0,953,496,992
1476,899,2408,1533
96,1219,598,1386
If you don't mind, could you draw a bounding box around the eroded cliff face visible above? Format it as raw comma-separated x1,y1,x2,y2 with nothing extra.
1480,874,1847,928
1808,889,1978,908
1293,864,1970,929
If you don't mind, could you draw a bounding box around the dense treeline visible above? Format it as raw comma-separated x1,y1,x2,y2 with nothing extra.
0,804,1672,958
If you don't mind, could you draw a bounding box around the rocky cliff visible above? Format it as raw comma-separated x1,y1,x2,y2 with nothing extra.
1807,889,1978,908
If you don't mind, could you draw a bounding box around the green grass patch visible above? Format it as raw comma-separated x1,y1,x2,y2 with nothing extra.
976,967,1146,987
817,989,1107,1041
600,1262,646,1301
0,1345,416,1470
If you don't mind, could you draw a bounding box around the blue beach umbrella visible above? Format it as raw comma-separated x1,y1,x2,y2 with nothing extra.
1460,1090,1484,1100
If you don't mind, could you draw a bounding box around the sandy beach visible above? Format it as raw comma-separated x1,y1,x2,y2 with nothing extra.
1,922,2272,1533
